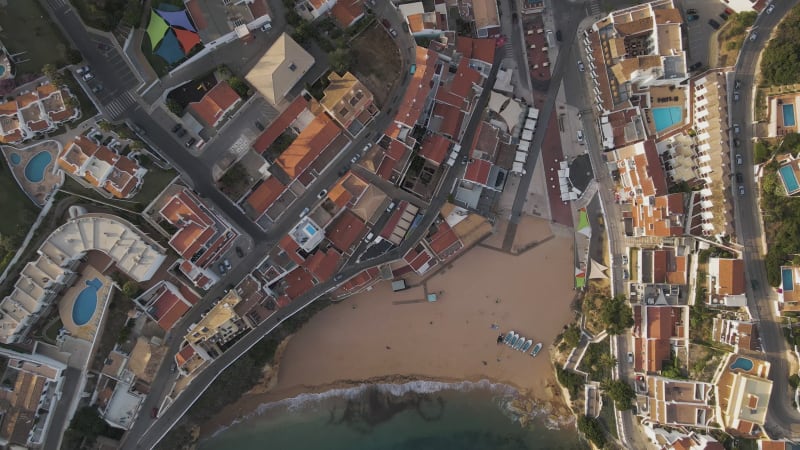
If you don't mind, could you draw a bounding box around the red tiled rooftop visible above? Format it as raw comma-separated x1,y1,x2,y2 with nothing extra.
330,0,364,28
279,234,305,265
427,222,459,256
326,209,367,252
464,159,492,185
418,133,451,165
303,248,341,282
277,113,342,179
176,345,196,366
456,36,496,65
432,102,464,138
404,247,433,271
246,176,286,216
395,47,438,128
253,96,309,153
188,81,241,128
185,0,207,30
449,59,482,100
284,267,316,299
151,289,190,330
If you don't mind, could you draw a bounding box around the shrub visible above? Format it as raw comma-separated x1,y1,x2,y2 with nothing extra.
578,415,607,448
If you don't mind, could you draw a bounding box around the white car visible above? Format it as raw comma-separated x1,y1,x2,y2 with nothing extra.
733,124,740,134
260,23,272,32
766,4,775,14
82,72,94,81
749,31,758,41
736,154,743,165
577,130,584,143
350,155,359,164
577,60,585,72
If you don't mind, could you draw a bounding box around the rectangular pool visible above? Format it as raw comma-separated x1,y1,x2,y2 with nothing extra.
784,104,796,127
779,165,800,193
652,107,683,132
304,224,317,236
783,267,794,292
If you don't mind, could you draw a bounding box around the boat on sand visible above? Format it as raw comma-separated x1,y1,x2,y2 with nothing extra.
513,336,526,350
530,343,543,357
503,331,515,345
521,339,533,352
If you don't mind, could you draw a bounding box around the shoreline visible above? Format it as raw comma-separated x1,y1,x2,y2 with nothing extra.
199,218,578,441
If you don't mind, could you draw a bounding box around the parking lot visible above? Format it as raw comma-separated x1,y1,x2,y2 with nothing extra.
681,0,728,67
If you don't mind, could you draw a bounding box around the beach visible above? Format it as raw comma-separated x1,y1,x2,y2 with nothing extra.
203,218,578,437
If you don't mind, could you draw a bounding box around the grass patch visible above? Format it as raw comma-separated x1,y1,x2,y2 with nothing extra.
350,23,402,107
0,160,39,273
133,161,177,207
62,71,99,126
715,12,757,67
581,280,611,336
218,162,256,201
71,0,144,31
0,2,72,76
688,343,725,382
578,341,614,382
597,395,619,439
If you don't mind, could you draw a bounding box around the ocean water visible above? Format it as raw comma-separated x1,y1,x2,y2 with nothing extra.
199,381,587,450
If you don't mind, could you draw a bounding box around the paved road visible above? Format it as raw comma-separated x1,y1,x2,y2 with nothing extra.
42,367,82,450
730,0,800,439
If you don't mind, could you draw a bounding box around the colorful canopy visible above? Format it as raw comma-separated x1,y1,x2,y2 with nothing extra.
154,30,185,65
147,9,170,50
155,8,196,32
174,28,201,54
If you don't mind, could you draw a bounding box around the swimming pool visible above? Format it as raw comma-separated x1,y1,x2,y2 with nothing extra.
784,104,796,127
72,278,102,326
304,224,317,235
652,107,683,132
783,267,794,292
25,151,52,183
779,165,800,194
9,153,20,165
730,357,754,372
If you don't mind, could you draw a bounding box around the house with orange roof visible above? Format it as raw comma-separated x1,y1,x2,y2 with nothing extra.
714,354,773,437
252,96,310,154
707,258,747,307
58,136,146,199
155,185,239,289
418,134,452,166
456,36,496,77
244,176,287,220
0,81,78,144
333,267,380,298
403,244,437,275
632,304,688,374
187,80,242,128
424,219,462,260
712,317,758,352
637,246,688,285
320,71,377,131
330,0,365,28
276,112,342,179
135,281,195,331
303,248,341,282
299,0,336,19
326,209,366,253
394,47,438,129
398,2,448,37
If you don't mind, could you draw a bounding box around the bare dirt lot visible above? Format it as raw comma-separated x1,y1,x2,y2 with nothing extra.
351,23,401,107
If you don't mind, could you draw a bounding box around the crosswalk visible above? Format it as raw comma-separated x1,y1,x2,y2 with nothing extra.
102,91,138,119
502,40,513,60
588,0,601,16
47,0,68,8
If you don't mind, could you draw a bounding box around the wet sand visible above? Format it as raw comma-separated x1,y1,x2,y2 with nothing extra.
205,219,577,434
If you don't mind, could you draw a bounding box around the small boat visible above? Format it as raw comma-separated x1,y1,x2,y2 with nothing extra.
513,336,526,350
509,334,520,347
521,339,533,352
530,343,543,357
503,331,515,345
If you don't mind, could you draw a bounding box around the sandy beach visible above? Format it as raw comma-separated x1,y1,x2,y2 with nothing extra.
204,218,578,435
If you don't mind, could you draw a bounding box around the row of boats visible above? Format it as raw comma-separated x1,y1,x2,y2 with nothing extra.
503,331,542,357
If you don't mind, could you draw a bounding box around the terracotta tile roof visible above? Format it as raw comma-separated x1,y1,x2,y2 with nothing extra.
450,59,482,99
276,112,342,179
151,288,190,330
464,159,492,185
188,81,241,128
403,246,434,272
456,36,496,65
253,96,309,153
176,345,196,366
284,267,316,299
418,133,451,165
435,85,465,109
246,176,286,216
0,101,18,115
717,259,745,295
395,47,438,128
326,209,366,252
303,248,341,282
185,0,207,31
330,0,364,28
279,234,305,265
432,102,464,138
427,221,460,256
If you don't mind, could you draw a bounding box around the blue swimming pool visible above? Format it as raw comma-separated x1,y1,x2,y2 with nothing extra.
9,153,20,165
652,107,683,132
784,104,796,127
783,268,794,292
304,224,317,235
72,278,102,326
25,151,52,183
730,357,754,372
780,165,800,194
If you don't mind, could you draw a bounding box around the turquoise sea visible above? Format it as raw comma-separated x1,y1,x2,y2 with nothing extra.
199,381,587,450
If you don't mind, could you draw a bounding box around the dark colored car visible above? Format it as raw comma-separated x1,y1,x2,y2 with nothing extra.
708,19,720,30
555,30,562,42
255,121,265,131
687,8,697,14
235,246,244,257
689,61,702,71
381,18,391,28
171,123,182,133
734,138,741,147
185,137,196,147
736,172,743,184
687,14,699,21
719,13,728,21
151,407,159,418
177,128,187,138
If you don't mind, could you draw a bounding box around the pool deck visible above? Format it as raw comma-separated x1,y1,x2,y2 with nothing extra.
1,140,64,206
767,93,800,137
57,266,112,342
644,85,687,136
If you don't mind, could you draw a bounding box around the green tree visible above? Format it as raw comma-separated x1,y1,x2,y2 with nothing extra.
562,324,582,348
760,5,800,85
121,0,143,27
603,379,635,410
329,47,353,75
67,49,83,65
726,41,740,51
64,407,107,447
228,77,250,98
599,295,634,335
121,280,140,298
754,140,772,163
42,64,64,86
578,415,606,448
97,120,112,132
165,98,183,116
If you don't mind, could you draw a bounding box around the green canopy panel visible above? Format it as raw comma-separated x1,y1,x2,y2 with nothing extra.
147,9,170,51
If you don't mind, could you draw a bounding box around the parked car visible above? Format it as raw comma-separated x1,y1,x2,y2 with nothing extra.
622,255,628,265
76,65,90,75
750,31,758,41
733,124,741,134
577,60,585,72
235,246,244,257
735,80,741,90
687,14,699,21
317,189,328,199
386,201,396,212
381,18,391,28
577,130,584,143
389,28,398,37
255,121,265,131
736,154,743,165
260,22,272,32
708,19,720,30
224,259,232,270
363,142,373,153
555,30,562,41
627,352,634,364
734,92,740,102
622,269,629,280
218,263,227,274
91,84,103,94
82,72,95,81
350,154,359,164
299,207,310,217
734,138,741,147
719,13,728,21
171,123,182,133
739,185,745,196
766,4,775,14
736,172,744,184
185,137,197,147
177,128,187,138
151,407,159,418
724,7,734,15
364,232,375,242
687,8,697,14
689,61,702,71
